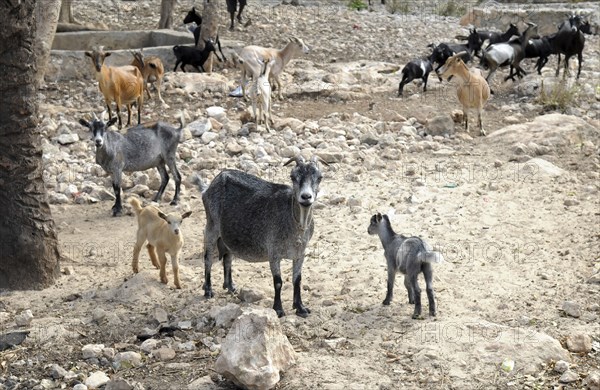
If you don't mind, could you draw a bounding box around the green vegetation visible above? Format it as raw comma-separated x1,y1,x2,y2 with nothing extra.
537,79,580,113
348,0,368,11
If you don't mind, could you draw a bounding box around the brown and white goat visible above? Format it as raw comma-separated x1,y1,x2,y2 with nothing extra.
130,50,165,104
85,46,144,130
238,36,310,100
250,57,276,130
130,197,192,289
436,53,490,136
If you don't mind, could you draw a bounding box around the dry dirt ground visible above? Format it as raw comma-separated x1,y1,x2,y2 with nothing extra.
1,1,600,389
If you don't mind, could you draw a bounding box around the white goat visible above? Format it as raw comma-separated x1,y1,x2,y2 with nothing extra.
437,53,490,136
250,57,276,130
130,197,192,289
85,46,144,130
238,36,310,100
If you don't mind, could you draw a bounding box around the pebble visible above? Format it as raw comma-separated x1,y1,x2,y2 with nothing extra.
554,360,570,374
563,301,582,318
85,371,110,389
113,351,142,369
153,347,176,361
566,333,592,353
82,344,105,359
559,370,579,383
15,310,33,327
73,385,88,390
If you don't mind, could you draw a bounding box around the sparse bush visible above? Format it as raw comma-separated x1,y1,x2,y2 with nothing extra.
537,79,580,113
436,0,467,17
348,0,368,11
385,0,411,14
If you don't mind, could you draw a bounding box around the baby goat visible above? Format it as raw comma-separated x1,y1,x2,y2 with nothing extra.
173,40,223,73
250,57,276,130
130,197,192,289
437,53,490,136
130,50,165,104
85,46,144,130
398,56,434,96
368,213,443,319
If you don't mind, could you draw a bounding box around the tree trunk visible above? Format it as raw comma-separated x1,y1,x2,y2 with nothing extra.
158,0,177,29
0,0,61,289
58,0,74,23
35,0,61,85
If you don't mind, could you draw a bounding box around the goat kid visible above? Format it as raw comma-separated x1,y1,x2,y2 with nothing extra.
130,50,165,104
250,57,276,130
198,155,324,318
398,56,434,96
368,213,443,319
437,53,490,136
85,46,144,130
130,197,192,289
173,40,223,73
78,112,184,216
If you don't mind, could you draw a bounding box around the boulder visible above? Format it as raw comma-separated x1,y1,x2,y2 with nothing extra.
215,308,296,390
426,115,455,136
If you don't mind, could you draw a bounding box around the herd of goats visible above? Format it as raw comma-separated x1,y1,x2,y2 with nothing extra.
74,3,593,319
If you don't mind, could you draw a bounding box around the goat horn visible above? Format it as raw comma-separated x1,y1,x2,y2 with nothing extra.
283,155,306,166
311,155,330,166
92,112,98,120
100,111,107,121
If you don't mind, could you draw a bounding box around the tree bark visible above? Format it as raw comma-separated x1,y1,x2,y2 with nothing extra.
58,0,74,23
0,0,61,289
35,0,61,85
158,0,177,29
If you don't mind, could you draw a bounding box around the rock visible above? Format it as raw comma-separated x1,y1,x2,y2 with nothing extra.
102,348,116,359
73,385,88,390
201,131,219,144
562,301,582,317
92,308,106,323
151,307,169,325
566,333,592,353
188,118,212,137
15,310,33,327
426,115,455,136
105,378,134,390
206,106,226,119
128,184,150,196
360,133,379,146
188,375,218,390
554,360,570,374
113,351,142,369
95,188,116,201
176,340,196,351
82,344,105,359
215,308,296,390
85,371,110,389
48,192,69,204
238,288,264,303
153,347,176,361
49,364,67,379
523,158,565,178
226,141,243,155
178,320,193,330
583,371,600,389
140,338,159,353
56,133,79,145
209,303,242,328
559,370,579,384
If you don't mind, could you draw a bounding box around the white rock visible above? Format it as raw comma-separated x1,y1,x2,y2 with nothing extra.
140,338,159,353
566,333,592,353
15,310,33,327
82,344,105,359
85,371,110,389
48,192,69,204
524,158,565,178
73,384,88,390
562,300,582,317
215,308,296,390
64,184,78,197
105,378,134,390
206,106,226,119
113,351,142,369
56,133,80,145
201,131,219,144
209,303,242,328
554,360,570,374
559,370,579,383
188,118,212,137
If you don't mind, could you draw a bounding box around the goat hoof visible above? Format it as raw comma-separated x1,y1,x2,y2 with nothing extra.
112,208,123,217
132,267,139,273
412,313,421,320
382,299,391,306
204,290,214,298
430,310,437,317
161,278,168,284
408,299,415,305
169,199,179,206
295,308,310,318
275,308,286,318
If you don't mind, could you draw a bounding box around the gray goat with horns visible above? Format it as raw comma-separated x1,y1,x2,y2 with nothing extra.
195,155,325,317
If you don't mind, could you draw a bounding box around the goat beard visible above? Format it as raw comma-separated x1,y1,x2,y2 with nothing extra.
298,204,313,230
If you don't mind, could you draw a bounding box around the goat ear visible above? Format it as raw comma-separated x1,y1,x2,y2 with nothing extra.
181,211,192,219
105,52,112,57
376,213,382,222
158,212,168,221
106,117,118,128
84,52,92,58
79,119,90,128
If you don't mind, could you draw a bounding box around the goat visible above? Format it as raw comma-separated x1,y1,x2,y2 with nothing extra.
437,52,490,136
250,57,276,130
524,35,555,75
78,112,184,216
481,22,537,84
398,56,434,96
238,36,310,100
368,213,443,319
469,24,520,57
130,49,165,104
173,40,223,73
197,0,226,73
197,156,324,318
130,197,192,289
551,15,586,79
183,6,203,47
428,43,474,80
226,0,247,31
85,46,144,130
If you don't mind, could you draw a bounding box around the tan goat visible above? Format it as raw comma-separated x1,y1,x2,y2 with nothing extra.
130,197,192,289
239,36,310,100
130,50,165,104
436,53,490,136
250,57,276,130
85,46,144,130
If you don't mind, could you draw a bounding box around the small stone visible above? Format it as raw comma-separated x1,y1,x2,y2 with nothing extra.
85,371,110,389
92,308,106,323
15,310,33,327
209,303,242,328
49,364,67,379
102,348,116,359
105,378,134,390
48,192,69,204
153,347,176,361
201,131,219,144
113,351,142,369
238,288,265,303
82,344,105,359
566,333,592,353
151,307,169,325
360,133,379,146
564,198,580,207
56,133,79,145
176,340,196,352
206,106,226,118
188,118,212,137
187,375,216,390
554,360,570,374
178,320,193,330
62,266,75,275
583,371,600,389
563,301,582,318
73,385,88,390
140,338,159,353
494,160,503,168
559,370,579,384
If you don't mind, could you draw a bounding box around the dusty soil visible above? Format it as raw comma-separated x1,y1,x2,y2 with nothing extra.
1,1,599,389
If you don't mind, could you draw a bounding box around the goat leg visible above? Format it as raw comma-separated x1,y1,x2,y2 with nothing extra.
423,265,436,317
555,53,561,77
410,274,422,319
270,260,285,317
126,104,132,126
292,258,310,317
147,244,160,269
158,251,168,284
383,265,396,305
577,52,582,79
173,60,181,72
203,249,214,298
216,37,227,62
222,252,236,293
167,158,181,205
171,253,181,289
403,275,414,304
111,178,122,216
154,164,169,202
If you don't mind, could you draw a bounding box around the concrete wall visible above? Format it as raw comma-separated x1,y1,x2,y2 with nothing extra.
51,30,194,51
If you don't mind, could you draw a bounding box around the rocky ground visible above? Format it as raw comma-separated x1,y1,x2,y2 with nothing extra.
1,1,600,389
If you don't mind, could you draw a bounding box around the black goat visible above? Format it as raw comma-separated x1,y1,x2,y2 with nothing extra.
428,43,473,79
524,35,555,75
551,15,586,79
464,24,519,57
398,56,434,96
226,0,247,31
183,7,202,47
173,40,223,73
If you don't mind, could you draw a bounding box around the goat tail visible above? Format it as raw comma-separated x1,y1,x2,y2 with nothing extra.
420,250,444,264
129,197,143,215
176,110,185,130
191,173,208,194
